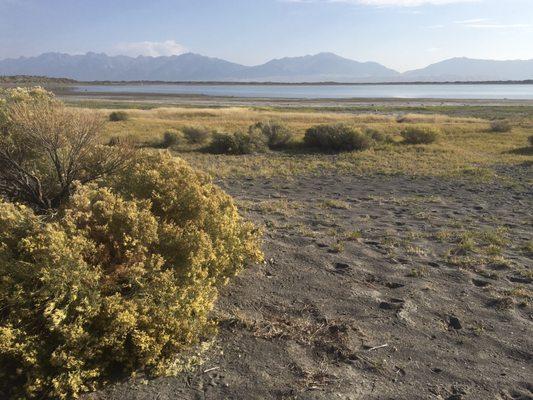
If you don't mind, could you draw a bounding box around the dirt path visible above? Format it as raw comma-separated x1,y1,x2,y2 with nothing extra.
89,166,532,400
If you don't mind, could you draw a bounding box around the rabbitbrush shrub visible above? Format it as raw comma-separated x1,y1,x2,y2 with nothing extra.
250,120,293,149
182,126,211,144
304,124,371,152
109,111,129,122
161,129,184,148
490,120,512,133
0,151,263,399
400,125,440,144
207,130,268,154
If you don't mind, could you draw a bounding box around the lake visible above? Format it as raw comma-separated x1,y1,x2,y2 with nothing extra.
73,83,533,100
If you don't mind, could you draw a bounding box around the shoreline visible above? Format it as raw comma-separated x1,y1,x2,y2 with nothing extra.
58,90,533,108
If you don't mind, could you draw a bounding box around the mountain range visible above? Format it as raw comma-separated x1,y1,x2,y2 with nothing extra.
0,52,532,83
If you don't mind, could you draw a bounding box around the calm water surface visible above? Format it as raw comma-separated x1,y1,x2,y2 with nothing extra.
74,84,533,100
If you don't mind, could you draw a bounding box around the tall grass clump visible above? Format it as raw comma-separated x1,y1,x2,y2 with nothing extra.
304,124,371,152
250,120,293,149
182,126,211,144
0,88,263,399
489,120,512,133
109,111,129,122
207,131,268,155
400,125,440,144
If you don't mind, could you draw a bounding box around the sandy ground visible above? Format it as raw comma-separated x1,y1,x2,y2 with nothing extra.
87,164,532,400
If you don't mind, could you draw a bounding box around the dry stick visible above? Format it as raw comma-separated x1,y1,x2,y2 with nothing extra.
367,344,389,351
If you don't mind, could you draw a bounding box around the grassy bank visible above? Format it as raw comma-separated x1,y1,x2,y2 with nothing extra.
88,104,532,181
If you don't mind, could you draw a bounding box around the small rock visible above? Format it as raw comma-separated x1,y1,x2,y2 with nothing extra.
334,263,351,274
379,299,405,310
472,279,490,287
386,282,405,289
448,316,462,330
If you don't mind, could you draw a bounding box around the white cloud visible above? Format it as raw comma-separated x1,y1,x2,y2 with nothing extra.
284,0,481,6
454,18,532,29
110,40,187,57
354,0,479,5
454,18,489,24
463,23,532,29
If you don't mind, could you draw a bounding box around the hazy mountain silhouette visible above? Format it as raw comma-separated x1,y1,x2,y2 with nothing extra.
0,52,532,82
403,57,533,82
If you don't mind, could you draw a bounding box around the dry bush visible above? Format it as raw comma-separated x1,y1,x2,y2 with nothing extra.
0,87,132,211
490,120,512,133
0,152,263,399
304,124,371,152
182,126,211,144
250,120,293,149
400,125,440,144
109,111,129,122
207,131,268,155
161,129,184,148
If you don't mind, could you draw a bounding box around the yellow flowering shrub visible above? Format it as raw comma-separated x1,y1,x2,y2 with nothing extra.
0,152,263,399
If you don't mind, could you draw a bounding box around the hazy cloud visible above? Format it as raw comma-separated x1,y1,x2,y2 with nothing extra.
284,0,481,6
110,40,187,57
454,18,531,29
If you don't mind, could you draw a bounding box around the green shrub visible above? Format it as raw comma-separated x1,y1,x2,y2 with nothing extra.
161,129,183,148
304,124,372,152
182,126,211,144
0,152,263,399
490,120,512,133
207,131,268,155
250,120,293,149
400,126,440,144
109,111,129,122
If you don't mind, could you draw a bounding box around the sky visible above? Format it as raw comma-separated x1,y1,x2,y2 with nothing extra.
0,0,532,71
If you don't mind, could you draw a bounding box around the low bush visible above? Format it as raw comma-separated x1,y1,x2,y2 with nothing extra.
400,126,440,144
161,129,184,148
0,152,263,399
250,120,293,149
304,124,371,152
490,120,512,133
182,126,211,144
207,131,268,155
109,111,129,122
365,128,392,144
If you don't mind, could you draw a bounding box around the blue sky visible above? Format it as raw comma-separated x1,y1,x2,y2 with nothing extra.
0,0,532,71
